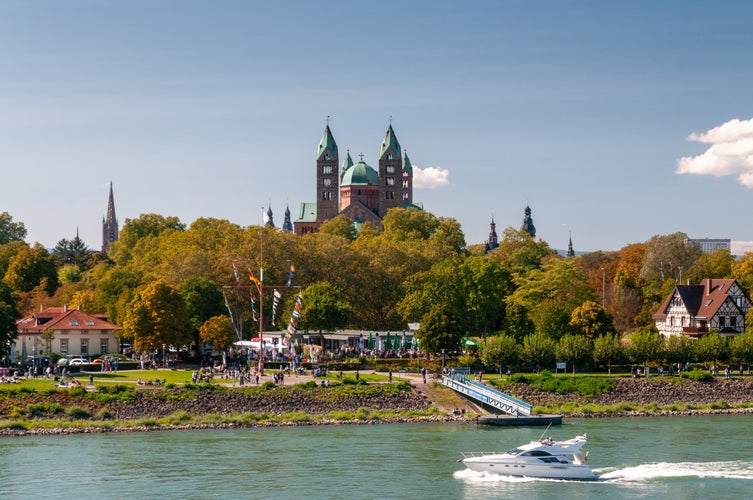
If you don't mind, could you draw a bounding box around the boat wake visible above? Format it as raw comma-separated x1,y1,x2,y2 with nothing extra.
455,460,753,484
597,460,753,482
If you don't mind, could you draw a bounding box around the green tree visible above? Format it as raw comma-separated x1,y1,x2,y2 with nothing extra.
686,249,734,283
461,256,514,337
695,332,729,367
503,302,534,342
531,300,571,341
40,328,55,354
569,300,615,340
490,227,555,278
53,234,92,269
414,304,464,354
507,257,594,313
111,213,185,264
732,252,753,295
663,334,694,370
593,333,622,376
318,214,358,241
0,282,20,358
199,315,237,351
730,331,753,373
178,277,226,335
122,281,192,352
522,332,556,373
0,212,27,244
297,282,351,351
556,334,593,375
478,334,519,374
3,243,59,295
626,328,663,374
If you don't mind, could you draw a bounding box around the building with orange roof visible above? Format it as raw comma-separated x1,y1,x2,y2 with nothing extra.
15,305,121,358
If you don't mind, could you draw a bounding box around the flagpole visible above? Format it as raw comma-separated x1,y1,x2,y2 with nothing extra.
259,207,265,375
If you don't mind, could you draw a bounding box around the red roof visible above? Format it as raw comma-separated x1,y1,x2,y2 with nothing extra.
16,306,119,333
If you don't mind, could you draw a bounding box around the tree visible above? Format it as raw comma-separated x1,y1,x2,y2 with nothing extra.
531,300,571,341
569,301,615,340
318,214,358,241
40,328,55,354
522,332,556,373
503,302,534,342
414,304,464,354
297,282,351,350
507,257,594,313
122,281,192,352
461,256,514,337
490,227,555,278
732,252,753,295
178,277,226,335
626,328,663,374
686,249,734,283
3,243,59,295
556,334,593,375
0,282,20,358
478,334,519,374
609,284,642,333
53,234,92,269
695,333,729,368
199,315,237,351
663,334,694,370
640,232,701,284
0,212,27,244
593,333,622,375
730,331,753,373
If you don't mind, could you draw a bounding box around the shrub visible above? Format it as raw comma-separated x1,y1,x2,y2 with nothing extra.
342,377,367,385
66,406,91,419
69,386,88,397
508,373,530,383
27,403,64,417
394,381,411,392
681,369,714,382
95,409,112,420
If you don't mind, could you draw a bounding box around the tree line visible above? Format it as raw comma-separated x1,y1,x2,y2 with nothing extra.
2,209,753,361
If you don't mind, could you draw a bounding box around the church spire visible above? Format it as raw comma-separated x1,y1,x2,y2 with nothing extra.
379,124,401,160
282,204,293,232
520,204,536,238
485,215,499,253
265,204,275,228
317,124,338,160
102,182,119,253
566,231,575,257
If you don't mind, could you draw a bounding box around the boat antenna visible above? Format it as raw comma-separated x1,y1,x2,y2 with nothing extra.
537,422,553,442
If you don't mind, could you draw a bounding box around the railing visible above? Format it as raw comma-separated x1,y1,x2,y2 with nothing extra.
441,372,532,416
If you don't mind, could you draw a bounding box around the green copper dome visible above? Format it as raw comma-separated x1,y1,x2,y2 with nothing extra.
341,160,379,186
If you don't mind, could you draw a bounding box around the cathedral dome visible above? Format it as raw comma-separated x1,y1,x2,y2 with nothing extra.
341,160,379,186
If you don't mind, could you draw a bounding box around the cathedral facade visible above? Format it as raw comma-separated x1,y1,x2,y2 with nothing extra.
294,124,416,235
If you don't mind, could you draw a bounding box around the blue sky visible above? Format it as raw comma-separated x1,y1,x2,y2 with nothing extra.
2,0,753,254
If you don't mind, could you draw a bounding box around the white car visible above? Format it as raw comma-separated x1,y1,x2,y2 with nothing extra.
67,358,89,366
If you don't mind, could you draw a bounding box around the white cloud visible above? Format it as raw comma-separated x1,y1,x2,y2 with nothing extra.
732,241,753,256
413,165,449,189
676,117,753,187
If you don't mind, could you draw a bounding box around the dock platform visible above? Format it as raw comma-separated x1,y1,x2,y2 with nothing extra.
477,414,563,426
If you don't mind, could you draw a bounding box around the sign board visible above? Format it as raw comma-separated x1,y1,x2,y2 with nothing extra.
408,323,420,331
556,362,566,370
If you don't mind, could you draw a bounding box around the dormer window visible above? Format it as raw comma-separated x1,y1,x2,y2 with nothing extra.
70,321,79,326
387,153,393,160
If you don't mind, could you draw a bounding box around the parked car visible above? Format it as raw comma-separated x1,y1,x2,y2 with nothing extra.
67,358,89,366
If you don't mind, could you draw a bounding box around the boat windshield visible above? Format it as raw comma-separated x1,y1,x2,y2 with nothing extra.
505,448,523,455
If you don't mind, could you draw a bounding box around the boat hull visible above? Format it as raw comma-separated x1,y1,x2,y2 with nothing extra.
462,458,597,480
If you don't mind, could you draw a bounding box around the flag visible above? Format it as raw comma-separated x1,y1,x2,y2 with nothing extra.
232,263,241,284
286,263,296,287
248,269,261,287
271,289,282,325
223,292,236,333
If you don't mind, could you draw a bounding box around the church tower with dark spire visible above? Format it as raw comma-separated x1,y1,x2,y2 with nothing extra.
566,232,575,257
265,205,275,228
316,124,339,226
282,205,293,232
520,205,536,238
485,216,499,253
102,182,118,253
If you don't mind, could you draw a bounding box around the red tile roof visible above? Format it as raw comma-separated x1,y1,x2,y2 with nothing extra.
16,306,119,333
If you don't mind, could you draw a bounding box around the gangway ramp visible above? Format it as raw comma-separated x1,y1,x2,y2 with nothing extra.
441,372,532,416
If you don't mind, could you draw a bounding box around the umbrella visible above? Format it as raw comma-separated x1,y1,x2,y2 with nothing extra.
385,332,392,350
359,332,364,351
401,331,407,349
21,339,27,361
375,333,380,352
367,333,374,350
463,338,479,347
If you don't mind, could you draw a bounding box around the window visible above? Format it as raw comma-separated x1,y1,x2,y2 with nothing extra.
323,178,332,187
86,320,94,326
403,193,409,200
386,165,395,174
324,153,330,161
70,321,78,326
100,339,109,354
80,339,88,355
60,339,68,354
731,317,737,327
403,180,409,189
322,165,332,174
720,316,727,327
386,177,394,186
387,153,392,160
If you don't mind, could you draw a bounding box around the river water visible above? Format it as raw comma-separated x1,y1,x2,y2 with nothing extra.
2,415,752,499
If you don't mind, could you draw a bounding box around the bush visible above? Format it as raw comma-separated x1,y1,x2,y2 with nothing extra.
681,369,714,382
508,373,530,384
66,406,91,419
394,381,411,391
342,377,367,385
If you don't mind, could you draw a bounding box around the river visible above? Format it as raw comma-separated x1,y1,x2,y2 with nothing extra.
2,415,752,499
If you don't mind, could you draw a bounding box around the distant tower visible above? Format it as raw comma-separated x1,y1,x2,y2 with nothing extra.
485,216,499,253
265,205,275,228
566,232,575,257
401,150,413,205
282,205,293,232
316,124,339,226
102,182,118,253
378,124,402,217
520,205,536,238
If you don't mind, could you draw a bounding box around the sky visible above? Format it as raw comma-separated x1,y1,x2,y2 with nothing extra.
2,0,753,255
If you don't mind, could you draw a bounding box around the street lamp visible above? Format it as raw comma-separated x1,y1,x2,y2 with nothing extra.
441,348,445,373
601,268,606,307
162,344,166,369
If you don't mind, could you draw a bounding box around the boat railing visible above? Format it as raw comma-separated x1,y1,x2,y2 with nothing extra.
442,372,533,416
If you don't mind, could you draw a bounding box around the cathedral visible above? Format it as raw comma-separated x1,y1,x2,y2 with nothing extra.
102,182,118,253
294,124,418,235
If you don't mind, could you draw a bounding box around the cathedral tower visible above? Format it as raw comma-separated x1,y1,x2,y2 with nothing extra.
316,125,339,226
521,205,536,238
102,182,118,253
378,125,402,217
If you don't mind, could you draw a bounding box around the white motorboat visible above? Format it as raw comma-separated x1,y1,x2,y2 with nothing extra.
460,434,597,480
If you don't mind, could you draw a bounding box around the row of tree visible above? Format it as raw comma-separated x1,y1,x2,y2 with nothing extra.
2,208,753,358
